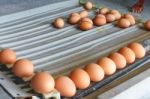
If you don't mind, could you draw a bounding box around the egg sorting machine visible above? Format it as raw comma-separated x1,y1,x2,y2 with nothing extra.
0,0,150,99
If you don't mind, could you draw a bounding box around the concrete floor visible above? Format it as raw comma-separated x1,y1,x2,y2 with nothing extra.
0,0,149,99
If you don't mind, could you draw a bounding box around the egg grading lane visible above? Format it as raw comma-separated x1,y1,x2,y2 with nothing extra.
0,0,78,28
33,25,142,70
14,23,115,58
19,24,118,61
45,29,150,75
0,6,83,36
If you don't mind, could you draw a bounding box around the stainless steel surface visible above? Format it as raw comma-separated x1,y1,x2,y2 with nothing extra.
0,0,150,98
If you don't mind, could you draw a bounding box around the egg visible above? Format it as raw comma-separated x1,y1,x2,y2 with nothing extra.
96,14,106,19
119,47,135,64
80,18,93,24
68,13,81,24
110,10,121,20
84,1,93,10
99,7,109,15
144,20,150,30
80,10,88,18
70,12,79,17
105,14,115,23
70,68,90,89
79,21,93,31
123,14,135,25
97,57,116,75
53,18,64,28
109,52,127,69
84,63,104,82
128,42,146,58
12,59,34,78
117,18,130,28
93,15,106,26
31,72,55,93
55,76,76,97
0,48,16,65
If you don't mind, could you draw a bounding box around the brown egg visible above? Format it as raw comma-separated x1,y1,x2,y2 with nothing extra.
128,42,146,58
80,10,88,18
12,59,34,78
99,7,109,15
109,53,127,69
105,14,116,23
31,72,55,93
79,21,93,31
80,18,93,24
0,48,16,65
84,63,104,82
70,68,90,89
110,10,121,20
68,14,81,25
70,12,79,17
117,18,130,28
55,76,76,97
119,47,135,64
97,57,116,75
84,1,93,10
93,15,106,26
53,18,64,28
123,14,135,25
144,20,150,30
96,14,106,19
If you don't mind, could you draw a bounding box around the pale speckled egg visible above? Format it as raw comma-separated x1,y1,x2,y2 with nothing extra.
70,68,90,89
128,42,146,59
84,63,104,82
109,52,127,69
0,48,16,65
55,76,76,97
31,72,55,94
97,57,116,75
119,47,135,64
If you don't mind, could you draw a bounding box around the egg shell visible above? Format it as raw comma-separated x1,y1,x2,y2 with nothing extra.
31,72,55,94
96,14,106,19
128,42,146,59
84,63,104,82
80,18,93,24
0,48,16,65
112,13,121,20
117,18,130,28
110,10,120,14
55,76,76,97
109,53,127,69
68,14,81,24
53,18,64,28
99,7,109,15
144,20,150,30
93,16,106,26
84,1,93,10
70,68,90,89
12,59,34,78
80,10,88,18
119,47,135,64
97,57,116,75
79,21,93,31
105,14,116,23
70,12,80,17
123,14,135,25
